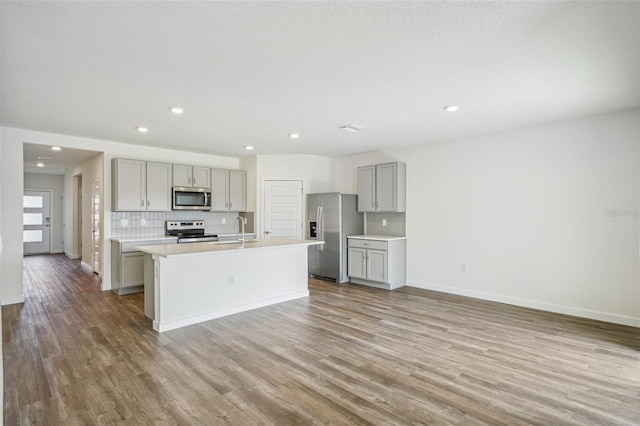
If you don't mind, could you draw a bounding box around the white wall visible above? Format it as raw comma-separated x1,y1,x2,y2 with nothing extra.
24,173,65,253
0,128,4,424
252,154,333,238
1,129,25,304
1,127,241,300
61,154,104,271
333,109,640,326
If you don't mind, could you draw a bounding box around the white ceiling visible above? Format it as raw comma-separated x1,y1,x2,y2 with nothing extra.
2,1,639,160
23,143,101,175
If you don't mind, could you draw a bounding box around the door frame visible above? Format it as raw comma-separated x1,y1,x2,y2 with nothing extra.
75,174,82,260
23,188,53,255
92,178,101,276
260,178,305,240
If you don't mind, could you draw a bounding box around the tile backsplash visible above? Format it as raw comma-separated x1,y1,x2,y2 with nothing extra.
365,212,405,237
111,211,254,238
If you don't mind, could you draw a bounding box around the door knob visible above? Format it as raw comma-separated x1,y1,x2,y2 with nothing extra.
265,230,272,234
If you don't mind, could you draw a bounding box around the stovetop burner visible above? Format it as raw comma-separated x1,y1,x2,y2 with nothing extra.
166,220,218,243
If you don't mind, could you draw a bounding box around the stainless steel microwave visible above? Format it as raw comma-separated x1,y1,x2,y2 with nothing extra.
172,187,212,210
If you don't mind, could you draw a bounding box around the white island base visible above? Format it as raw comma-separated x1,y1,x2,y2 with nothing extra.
136,239,321,333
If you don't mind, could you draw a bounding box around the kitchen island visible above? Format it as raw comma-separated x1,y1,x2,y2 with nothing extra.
135,238,322,332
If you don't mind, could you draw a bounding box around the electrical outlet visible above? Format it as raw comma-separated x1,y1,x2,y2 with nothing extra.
120,219,128,227
229,274,235,284
460,264,467,273
382,219,387,226
222,218,226,224
141,218,146,226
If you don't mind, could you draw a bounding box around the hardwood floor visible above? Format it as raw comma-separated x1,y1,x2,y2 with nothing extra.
3,254,639,425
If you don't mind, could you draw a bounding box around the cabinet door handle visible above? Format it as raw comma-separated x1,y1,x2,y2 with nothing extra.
141,200,144,207
147,200,150,207
230,202,232,209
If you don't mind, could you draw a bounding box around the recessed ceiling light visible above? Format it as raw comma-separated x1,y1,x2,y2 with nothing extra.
245,145,254,150
137,127,149,133
51,146,62,151
339,123,366,132
289,133,300,139
170,107,184,114
36,162,45,167
444,105,459,112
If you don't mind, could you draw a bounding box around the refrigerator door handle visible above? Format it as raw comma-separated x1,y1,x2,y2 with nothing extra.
315,205,320,240
318,205,324,251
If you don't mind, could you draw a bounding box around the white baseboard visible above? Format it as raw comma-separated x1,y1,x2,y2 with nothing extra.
153,290,310,333
65,251,80,259
406,280,640,328
2,295,25,306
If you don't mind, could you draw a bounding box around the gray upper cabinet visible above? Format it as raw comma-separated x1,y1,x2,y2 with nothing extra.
172,164,192,187
192,166,211,188
211,169,246,212
229,170,246,212
112,158,172,211
357,166,376,212
357,162,406,212
173,164,211,188
145,162,173,211
210,168,229,210
113,158,146,211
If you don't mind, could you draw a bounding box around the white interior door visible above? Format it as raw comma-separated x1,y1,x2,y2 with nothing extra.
23,190,51,255
92,179,101,274
263,180,303,239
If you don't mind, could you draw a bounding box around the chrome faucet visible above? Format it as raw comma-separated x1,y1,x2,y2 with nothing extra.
235,216,245,243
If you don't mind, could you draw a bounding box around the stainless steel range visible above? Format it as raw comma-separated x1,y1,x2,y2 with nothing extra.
165,220,218,243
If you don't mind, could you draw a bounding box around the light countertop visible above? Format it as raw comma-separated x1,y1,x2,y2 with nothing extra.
111,235,178,243
136,238,322,258
347,235,407,241
111,233,255,243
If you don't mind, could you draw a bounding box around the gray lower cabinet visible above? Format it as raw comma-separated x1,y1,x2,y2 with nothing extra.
347,237,406,290
111,238,175,295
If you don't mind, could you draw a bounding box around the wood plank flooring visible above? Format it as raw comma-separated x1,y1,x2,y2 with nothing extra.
3,254,639,425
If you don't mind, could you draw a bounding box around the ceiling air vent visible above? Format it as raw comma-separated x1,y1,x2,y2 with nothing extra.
339,123,366,132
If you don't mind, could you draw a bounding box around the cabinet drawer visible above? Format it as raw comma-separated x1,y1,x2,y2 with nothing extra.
348,239,387,251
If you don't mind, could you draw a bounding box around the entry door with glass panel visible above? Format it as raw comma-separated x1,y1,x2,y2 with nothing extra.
23,190,51,254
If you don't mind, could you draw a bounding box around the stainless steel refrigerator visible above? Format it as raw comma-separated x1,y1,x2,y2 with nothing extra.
307,193,364,283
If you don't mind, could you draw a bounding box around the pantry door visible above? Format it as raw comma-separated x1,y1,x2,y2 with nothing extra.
262,180,303,239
